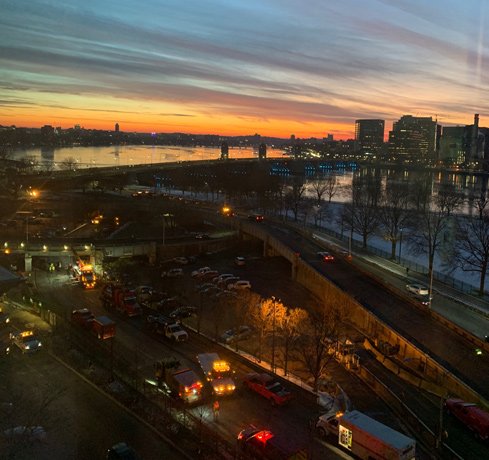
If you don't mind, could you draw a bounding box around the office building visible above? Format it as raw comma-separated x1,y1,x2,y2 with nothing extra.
388,115,437,159
439,126,465,165
355,119,384,155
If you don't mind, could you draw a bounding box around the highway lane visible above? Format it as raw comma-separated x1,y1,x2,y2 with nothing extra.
264,223,489,402
29,269,350,459
0,346,185,460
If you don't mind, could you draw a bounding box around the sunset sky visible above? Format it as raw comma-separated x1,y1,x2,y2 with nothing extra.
1,0,489,139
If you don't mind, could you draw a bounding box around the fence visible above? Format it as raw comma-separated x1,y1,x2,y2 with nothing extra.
310,221,482,295
39,308,236,460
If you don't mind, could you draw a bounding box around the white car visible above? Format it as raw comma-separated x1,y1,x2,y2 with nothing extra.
161,268,183,278
191,267,212,278
173,257,189,265
214,274,235,284
228,280,251,290
221,325,253,343
234,256,246,266
406,283,429,296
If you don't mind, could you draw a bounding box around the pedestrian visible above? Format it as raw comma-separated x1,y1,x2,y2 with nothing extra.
212,400,220,421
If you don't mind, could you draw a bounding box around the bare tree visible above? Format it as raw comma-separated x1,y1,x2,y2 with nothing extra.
249,297,285,362
59,157,78,171
324,174,339,203
409,181,464,280
309,175,329,207
284,181,306,222
278,307,309,376
296,307,341,391
453,197,489,295
378,181,411,259
343,172,381,248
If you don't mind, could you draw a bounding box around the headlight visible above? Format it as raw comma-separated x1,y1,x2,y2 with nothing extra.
38,342,42,347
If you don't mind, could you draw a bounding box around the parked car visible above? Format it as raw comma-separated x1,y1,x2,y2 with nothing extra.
242,372,293,406
173,257,188,265
195,233,210,239
221,325,253,343
317,251,335,262
71,308,95,328
196,282,215,292
248,214,264,222
228,280,251,290
234,256,246,266
221,276,239,288
445,398,489,440
3,425,47,442
107,442,139,459
200,270,219,281
161,268,183,278
215,289,237,299
201,285,221,296
406,283,429,296
214,273,235,284
169,306,197,320
191,266,212,278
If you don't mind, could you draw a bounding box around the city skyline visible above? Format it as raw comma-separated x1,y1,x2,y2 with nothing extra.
2,1,489,139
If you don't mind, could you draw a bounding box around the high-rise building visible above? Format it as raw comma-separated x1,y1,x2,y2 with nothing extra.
388,115,437,159
439,126,465,165
355,119,384,154
115,122,120,132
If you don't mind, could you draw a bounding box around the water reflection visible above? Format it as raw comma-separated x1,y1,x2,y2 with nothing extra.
13,145,284,169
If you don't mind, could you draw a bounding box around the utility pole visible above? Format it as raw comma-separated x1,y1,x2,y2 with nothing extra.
437,393,446,450
271,296,276,373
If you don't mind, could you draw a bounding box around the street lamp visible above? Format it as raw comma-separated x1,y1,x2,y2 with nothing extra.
428,262,434,310
398,228,403,264
162,213,171,245
271,299,276,373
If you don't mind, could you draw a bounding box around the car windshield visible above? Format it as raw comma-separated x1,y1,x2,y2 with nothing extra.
21,335,38,343
266,382,285,394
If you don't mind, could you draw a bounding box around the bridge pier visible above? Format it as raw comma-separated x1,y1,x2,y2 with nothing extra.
291,253,299,280
24,254,32,273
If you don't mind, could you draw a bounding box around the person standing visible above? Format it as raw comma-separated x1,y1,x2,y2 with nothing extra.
212,400,220,421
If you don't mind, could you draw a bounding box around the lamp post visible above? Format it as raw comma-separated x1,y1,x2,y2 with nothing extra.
428,261,434,310
16,211,32,245
162,213,171,245
398,228,403,264
271,296,276,373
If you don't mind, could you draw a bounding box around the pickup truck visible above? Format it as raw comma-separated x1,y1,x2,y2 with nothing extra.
71,308,95,328
445,398,489,440
242,372,293,406
147,315,188,342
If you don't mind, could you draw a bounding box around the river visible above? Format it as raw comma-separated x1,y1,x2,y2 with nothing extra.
12,145,286,169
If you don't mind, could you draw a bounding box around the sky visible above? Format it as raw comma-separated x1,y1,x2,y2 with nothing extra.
1,0,489,139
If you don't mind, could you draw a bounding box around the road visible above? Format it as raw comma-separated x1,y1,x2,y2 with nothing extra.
0,339,185,460
22,267,354,459
263,222,489,401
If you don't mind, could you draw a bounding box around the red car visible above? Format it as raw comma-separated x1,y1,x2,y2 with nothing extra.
445,398,489,440
242,373,293,406
317,251,335,262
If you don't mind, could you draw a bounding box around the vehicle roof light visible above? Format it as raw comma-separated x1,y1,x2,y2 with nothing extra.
213,361,230,372
20,331,34,338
